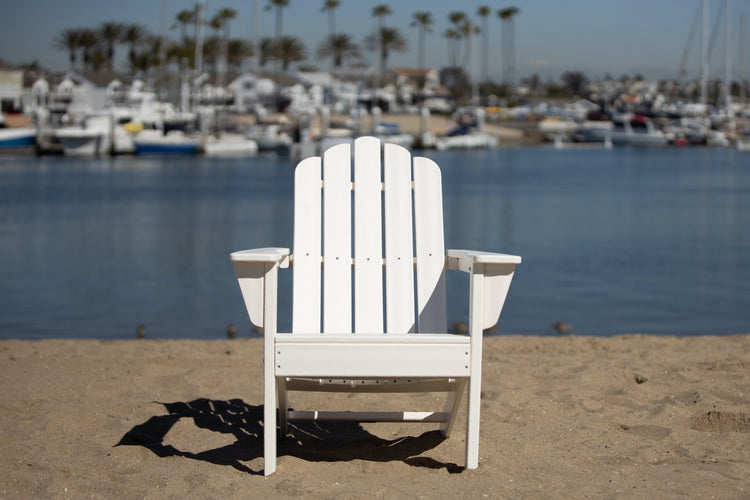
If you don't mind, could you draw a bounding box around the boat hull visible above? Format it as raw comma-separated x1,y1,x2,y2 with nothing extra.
55,130,105,156
0,128,36,149
133,131,201,155
134,142,201,154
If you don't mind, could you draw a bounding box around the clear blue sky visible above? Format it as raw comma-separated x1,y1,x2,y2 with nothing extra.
0,0,746,82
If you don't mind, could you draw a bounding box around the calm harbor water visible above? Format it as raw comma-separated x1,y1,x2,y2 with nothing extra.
0,146,748,339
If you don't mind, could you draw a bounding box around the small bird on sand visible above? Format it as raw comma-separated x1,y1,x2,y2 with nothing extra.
136,324,147,339
551,321,572,335
227,323,237,339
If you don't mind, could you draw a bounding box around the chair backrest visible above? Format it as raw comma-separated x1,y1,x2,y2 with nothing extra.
291,136,447,334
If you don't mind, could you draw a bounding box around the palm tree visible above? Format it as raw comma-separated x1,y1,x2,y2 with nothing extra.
259,37,276,68
227,39,253,71
122,24,147,74
320,0,340,37
410,11,433,70
210,8,237,86
316,33,361,68
267,0,290,40
275,36,307,71
77,28,98,71
476,6,491,83
99,22,123,71
498,7,520,86
54,29,82,70
447,11,466,68
166,39,194,68
371,4,392,78
173,8,196,41
372,4,392,26
211,8,237,41
460,20,479,80
442,29,460,67
365,26,407,76
202,36,221,73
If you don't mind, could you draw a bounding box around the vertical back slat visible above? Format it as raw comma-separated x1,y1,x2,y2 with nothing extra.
383,143,415,333
413,156,447,333
323,143,352,332
292,157,322,333
353,137,384,333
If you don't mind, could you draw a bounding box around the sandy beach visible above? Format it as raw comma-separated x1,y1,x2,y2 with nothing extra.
1,335,748,498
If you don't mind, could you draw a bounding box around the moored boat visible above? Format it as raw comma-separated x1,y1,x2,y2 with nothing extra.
204,133,258,157
0,127,36,150
576,114,670,147
54,114,112,157
133,130,202,155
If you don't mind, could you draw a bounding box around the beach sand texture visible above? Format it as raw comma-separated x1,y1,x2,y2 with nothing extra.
1,335,748,498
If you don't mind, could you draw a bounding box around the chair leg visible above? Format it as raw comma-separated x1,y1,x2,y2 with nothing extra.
440,378,467,437
264,367,277,476
277,377,288,437
465,374,481,469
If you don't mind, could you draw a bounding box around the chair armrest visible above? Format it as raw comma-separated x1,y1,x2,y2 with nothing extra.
446,249,520,331
231,248,289,329
231,247,291,268
446,249,521,272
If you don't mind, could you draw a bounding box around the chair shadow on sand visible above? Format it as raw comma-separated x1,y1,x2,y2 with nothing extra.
116,398,462,475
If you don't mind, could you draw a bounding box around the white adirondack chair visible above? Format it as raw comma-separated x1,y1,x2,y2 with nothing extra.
231,136,520,475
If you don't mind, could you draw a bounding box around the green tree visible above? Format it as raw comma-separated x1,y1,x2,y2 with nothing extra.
259,37,276,68
54,28,82,70
371,4,393,78
172,8,196,41
561,71,589,96
460,20,479,79
211,8,237,42
498,7,520,86
99,22,123,71
267,0,290,40
365,26,407,75
447,12,466,68
275,36,307,71
316,33,361,68
443,28,460,67
410,11,433,70
77,28,98,71
320,0,341,37
227,39,253,71
372,4,392,26
476,6,491,83
210,8,237,85
122,24,147,73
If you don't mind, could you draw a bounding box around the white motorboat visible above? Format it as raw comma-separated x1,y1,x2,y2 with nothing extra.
54,109,140,156
576,114,670,147
204,133,258,157
54,114,113,156
247,124,292,153
538,116,578,140
435,132,497,150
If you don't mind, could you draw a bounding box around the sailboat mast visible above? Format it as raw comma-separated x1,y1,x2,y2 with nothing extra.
742,14,746,104
725,0,732,115
701,0,709,106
